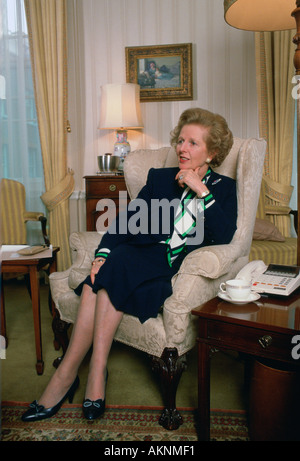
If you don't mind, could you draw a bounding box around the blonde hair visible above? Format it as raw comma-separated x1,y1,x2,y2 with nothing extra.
170,108,233,167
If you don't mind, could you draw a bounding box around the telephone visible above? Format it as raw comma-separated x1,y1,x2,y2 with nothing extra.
236,260,300,296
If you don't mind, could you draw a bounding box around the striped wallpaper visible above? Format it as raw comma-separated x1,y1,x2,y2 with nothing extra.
66,0,259,192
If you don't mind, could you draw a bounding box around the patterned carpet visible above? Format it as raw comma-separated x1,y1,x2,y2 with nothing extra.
1,402,249,442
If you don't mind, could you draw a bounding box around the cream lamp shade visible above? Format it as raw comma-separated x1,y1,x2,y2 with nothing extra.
224,0,296,31
99,83,143,130
99,83,143,170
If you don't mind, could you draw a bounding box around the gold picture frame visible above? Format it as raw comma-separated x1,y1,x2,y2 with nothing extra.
125,43,193,102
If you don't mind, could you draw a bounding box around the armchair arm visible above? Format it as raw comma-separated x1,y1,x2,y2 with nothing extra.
49,267,73,308
24,211,45,221
162,241,247,347
49,231,103,308
265,206,298,235
69,231,104,265
24,211,49,245
177,241,245,279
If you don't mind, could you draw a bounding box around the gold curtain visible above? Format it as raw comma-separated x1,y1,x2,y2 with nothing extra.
24,0,73,271
255,30,295,237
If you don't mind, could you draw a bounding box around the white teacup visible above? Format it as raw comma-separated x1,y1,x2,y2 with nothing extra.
219,279,251,301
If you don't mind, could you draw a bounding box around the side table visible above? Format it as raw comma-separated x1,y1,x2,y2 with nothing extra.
1,246,59,375
192,293,300,441
84,175,128,231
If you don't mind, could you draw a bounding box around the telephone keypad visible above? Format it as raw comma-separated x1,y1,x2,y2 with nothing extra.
252,273,295,292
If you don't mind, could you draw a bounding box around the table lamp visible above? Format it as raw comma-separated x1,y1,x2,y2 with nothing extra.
224,0,300,264
99,83,143,169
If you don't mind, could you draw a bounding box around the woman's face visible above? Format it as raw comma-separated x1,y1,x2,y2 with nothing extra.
176,123,213,171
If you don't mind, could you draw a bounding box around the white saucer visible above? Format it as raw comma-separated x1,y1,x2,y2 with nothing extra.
217,291,260,305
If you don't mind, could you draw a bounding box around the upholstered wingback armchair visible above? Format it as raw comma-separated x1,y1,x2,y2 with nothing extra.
49,137,266,430
0,178,49,245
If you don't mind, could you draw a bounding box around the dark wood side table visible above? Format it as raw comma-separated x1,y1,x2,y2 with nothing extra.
1,247,59,375
191,293,300,441
84,175,128,231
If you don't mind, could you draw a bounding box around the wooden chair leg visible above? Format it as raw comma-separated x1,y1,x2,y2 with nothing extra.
39,216,50,246
52,308,70,367
151,347,187,430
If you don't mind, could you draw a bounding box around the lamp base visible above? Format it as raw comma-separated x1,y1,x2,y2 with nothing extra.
114,130,130,170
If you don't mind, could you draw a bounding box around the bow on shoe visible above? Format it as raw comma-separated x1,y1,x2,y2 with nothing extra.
82,398,105,420
21,375,80,422
83,399,103,409
29,400,46,413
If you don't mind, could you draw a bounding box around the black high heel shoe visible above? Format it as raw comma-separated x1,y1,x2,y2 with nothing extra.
82,370,108,420
21,376,80,422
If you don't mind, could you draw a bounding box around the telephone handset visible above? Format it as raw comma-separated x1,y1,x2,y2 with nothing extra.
236,260,300,296
236,260,267,281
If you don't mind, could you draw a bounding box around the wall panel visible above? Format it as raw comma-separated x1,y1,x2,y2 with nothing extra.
67,0,259,191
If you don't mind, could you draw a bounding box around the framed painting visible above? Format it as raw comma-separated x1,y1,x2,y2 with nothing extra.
125,43,193,102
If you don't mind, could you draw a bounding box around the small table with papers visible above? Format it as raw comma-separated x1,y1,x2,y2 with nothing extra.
1,245,59,374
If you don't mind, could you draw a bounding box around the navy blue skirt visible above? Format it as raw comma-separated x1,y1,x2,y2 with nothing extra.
74,242,182,323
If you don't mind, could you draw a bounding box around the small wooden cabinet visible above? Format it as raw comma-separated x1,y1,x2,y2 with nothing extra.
84,175,128,231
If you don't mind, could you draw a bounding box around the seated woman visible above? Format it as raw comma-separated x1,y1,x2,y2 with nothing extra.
21,107,237,422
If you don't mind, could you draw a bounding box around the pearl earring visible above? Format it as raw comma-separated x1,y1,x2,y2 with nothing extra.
206,158,211,163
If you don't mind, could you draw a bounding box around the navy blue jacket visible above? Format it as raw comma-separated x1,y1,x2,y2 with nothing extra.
96,167,237,259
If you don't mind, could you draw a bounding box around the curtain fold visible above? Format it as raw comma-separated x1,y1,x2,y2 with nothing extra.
255,30,295,237
24,0,72,270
